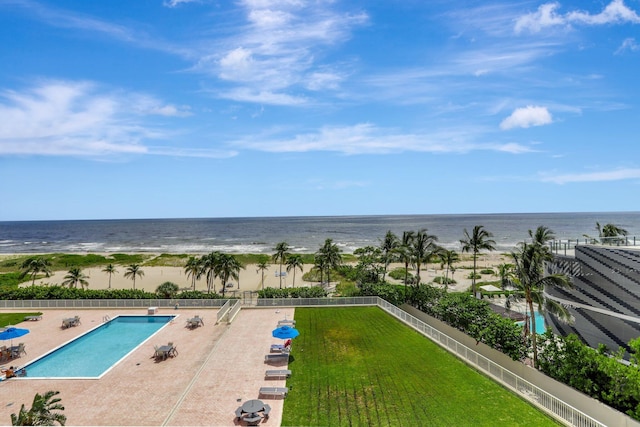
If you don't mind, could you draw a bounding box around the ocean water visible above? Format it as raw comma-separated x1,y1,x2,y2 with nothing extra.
0,212,638,254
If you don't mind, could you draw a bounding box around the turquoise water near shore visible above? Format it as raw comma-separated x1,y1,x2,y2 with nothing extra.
0,212,638,254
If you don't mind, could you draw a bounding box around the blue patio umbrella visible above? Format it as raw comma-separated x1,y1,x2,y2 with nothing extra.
0,326,29,347
272,325,300,340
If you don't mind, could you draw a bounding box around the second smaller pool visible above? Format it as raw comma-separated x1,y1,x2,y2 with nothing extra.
24,315,174,378
516,311,546,335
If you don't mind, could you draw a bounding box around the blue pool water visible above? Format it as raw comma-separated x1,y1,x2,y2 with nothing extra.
24,315,174,378
516,311,546,335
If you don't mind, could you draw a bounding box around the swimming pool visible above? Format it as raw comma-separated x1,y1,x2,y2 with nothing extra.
516,311,546,335
24,315,174,378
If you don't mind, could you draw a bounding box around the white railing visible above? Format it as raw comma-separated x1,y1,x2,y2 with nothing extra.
0,298,227,309
216,299,231,323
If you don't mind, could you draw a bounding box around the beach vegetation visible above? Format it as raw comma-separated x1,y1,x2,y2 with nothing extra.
156,281,179,298
460,225,496,295
11,390,66,426
334,280,359,297
0,272,29,288
282,307,557,426
257,285,326,298
352,246,384,284
0,285,223,300
20,257,52,286
480,268,495,275
433,276,456,285
387,267,414,283
467,272,481,279
144,254,189,266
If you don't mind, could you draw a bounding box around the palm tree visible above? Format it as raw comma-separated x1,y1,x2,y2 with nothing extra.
460,225,496,296
286,254,304,287
272,242,290,289
123,264,144,290
217,253,244,298
62,267,89,290
596,222,629,245
496,263,515,289
313,252,327,285
511,239,572,368
184,256,200,291
380,230,399,282
411,229,439,286
20,257,52,286
256,256,270,290
11,390,66,426
393,231,415,297
316,238,342,286
200,252,221,294
438,249,459,288
514,226,571,363
102,264,117,289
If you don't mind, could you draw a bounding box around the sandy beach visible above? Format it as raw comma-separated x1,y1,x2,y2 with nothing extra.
12,251,511,294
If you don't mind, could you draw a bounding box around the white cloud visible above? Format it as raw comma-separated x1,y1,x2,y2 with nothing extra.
230,123,534,155
193,1,368,104
515,0,640,34
0,80,228,158
500,106,553,130
515,3,566,34
540,168,640,184
163,0,200,8
616,37,640,54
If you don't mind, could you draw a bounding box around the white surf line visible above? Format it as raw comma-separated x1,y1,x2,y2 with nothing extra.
161,321,233,426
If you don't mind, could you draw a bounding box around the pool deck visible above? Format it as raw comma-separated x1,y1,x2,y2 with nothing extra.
0,307,293,426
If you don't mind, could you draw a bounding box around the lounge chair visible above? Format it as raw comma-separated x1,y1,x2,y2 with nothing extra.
265,369,291,379
264,353,289,363
259,386,288,398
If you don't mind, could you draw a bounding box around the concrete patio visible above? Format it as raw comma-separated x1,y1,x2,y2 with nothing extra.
0,307,294,426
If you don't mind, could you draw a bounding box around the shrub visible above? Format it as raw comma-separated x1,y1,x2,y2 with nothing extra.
480,268,495,275
433,276,456,285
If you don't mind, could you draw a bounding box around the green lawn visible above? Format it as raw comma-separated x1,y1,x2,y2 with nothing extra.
283,307,560,426
0,313,42,328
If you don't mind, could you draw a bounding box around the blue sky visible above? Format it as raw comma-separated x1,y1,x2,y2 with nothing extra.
1,0,639,221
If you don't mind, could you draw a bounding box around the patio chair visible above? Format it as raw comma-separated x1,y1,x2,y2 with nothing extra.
235,407,243,420
12,343,26,358
263,403,271,418
73,316,81,326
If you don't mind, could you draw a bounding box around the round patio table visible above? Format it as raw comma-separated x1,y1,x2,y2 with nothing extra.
241,399,264,414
